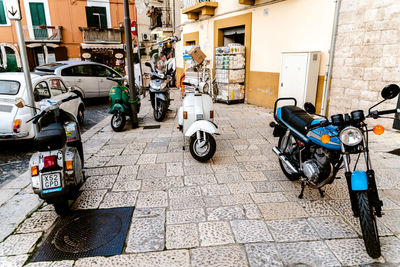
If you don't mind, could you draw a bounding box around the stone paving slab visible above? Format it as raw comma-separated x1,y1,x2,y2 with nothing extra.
1,90,400,266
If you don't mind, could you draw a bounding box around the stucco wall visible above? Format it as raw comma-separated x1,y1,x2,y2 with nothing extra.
329,0,400,128
177,0,335,109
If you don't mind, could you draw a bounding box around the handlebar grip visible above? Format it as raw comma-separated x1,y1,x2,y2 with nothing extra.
62,95,79,103
377,109,398,115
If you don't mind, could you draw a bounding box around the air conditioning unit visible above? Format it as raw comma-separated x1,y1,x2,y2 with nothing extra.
142,33,149,41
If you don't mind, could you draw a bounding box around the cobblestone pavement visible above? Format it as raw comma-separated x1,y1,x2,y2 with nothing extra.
1,89,400,266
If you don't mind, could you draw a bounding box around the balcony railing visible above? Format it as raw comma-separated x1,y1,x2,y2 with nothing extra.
23,26,62,42
148,7,173,31
80,27,123,44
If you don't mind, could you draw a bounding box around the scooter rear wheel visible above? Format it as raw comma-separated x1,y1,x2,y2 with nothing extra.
111,111,126,132
54,199,69,217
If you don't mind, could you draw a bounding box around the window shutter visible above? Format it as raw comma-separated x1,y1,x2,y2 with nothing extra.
86,6,95,27
99,7,107,29
0,0,6,25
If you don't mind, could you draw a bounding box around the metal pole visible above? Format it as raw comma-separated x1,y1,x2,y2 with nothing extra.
15,20,38,135
123,0,139,128
135,22,145,97
321,0,341,116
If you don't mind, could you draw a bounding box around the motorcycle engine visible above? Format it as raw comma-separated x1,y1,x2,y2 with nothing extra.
301,147,331,185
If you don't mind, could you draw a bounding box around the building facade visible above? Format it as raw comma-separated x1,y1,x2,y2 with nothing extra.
0,0,139,70
328,0,400,128
176,0,336,112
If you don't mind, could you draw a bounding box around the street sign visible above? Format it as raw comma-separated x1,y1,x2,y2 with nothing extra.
131,21,137,37
5,0,22,20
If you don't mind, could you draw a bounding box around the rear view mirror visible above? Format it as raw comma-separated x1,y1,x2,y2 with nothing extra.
14,97,25,108
304,102,316,114
381,84,400,100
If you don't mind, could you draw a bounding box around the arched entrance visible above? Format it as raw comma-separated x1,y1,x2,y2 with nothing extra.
0,43,22,72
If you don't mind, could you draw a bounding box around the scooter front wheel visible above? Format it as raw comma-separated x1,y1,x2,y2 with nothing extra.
154,100,167,122
111,111,126,132
190,132,216,162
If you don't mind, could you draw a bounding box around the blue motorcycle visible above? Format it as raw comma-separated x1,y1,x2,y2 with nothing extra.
270,84,400,258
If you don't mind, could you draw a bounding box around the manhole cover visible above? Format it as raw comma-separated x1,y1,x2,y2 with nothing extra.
143,125,161,129
388,148,400,156
31,207,134,262
53,213,122,253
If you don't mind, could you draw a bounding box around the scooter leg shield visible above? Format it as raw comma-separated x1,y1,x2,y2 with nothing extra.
185,120,218,137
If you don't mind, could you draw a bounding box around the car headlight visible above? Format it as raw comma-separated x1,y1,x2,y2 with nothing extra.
340,126,363,146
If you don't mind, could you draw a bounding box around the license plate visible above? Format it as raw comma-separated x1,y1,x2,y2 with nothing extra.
41,173,61,190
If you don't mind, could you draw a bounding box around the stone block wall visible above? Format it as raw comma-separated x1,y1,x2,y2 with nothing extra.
329,0,400,127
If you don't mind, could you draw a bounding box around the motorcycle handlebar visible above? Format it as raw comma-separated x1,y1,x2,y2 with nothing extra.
368,108,399,118
61,94,79,103
308,120,330,130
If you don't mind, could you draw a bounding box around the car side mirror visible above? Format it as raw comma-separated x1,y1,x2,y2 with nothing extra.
381,84,400,100
14,97,25,108
304,102,316,114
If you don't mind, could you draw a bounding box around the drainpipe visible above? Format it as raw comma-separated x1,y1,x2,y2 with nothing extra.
320,0,341,116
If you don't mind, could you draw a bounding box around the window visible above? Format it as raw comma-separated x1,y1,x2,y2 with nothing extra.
86,6,107,28
49,79,67,96
73,65,96,76
61,67,73,76
0,0,7,25
29,2,48,39
96,65,114,78
34,81,50,101
0,80,20,95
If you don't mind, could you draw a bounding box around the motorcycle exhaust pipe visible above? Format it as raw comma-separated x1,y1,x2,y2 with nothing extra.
272,146,299,174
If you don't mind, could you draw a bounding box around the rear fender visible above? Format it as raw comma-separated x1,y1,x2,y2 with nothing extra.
351,170,368,191
185,120,218,137
272,123,286,137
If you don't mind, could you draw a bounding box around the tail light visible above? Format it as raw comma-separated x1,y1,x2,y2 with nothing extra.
183,111,188,119
13,119,21,133
44,155,57,169
66,160,73,170
210,110,214,119
109,97,111,103
31,166,38,176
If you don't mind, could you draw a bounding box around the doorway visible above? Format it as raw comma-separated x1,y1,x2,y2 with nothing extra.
222,26,245,46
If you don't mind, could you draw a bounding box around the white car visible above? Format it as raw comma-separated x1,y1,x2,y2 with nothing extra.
35,61,123,99
0,73,85,140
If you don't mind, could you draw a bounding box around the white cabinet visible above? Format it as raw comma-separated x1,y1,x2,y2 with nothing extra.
278,51,321,108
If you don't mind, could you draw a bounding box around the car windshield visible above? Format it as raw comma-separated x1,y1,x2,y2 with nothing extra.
0,80,20,95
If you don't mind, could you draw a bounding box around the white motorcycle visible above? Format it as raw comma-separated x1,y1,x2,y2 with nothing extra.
178,80,218,162
14,95,84,216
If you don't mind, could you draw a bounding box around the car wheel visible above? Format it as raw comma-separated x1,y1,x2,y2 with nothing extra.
77,105,85,126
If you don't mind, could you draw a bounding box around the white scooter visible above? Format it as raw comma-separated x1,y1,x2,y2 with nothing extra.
178,80,218,162
14,96,84,216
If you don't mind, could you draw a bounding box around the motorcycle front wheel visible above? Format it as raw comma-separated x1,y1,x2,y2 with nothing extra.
357,191,381,258
154,100,167,122
189,132,216,162
278,133,300,181
111,111,126,132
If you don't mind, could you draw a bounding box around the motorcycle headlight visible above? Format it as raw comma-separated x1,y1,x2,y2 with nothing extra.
340,126,363,146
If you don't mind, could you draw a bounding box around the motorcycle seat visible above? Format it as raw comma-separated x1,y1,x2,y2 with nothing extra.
280,106,314,136
34,123,66,151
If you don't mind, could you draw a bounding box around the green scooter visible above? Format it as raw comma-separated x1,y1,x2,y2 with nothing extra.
108,78,141,132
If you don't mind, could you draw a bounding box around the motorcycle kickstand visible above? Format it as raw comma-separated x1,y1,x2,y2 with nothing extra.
318,188,325,198
298,181,306,199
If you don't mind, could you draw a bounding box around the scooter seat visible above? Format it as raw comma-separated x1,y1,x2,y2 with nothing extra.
280,106,314,136
34,123,66,151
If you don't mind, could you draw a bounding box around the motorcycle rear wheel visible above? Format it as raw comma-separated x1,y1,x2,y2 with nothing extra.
111,111,126,132
154,100,167,122
278,134,300,181
357,191,381,258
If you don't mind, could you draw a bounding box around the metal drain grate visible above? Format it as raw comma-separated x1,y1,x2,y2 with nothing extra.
30,207,134,262
388,148,400,157
143,125,161,129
